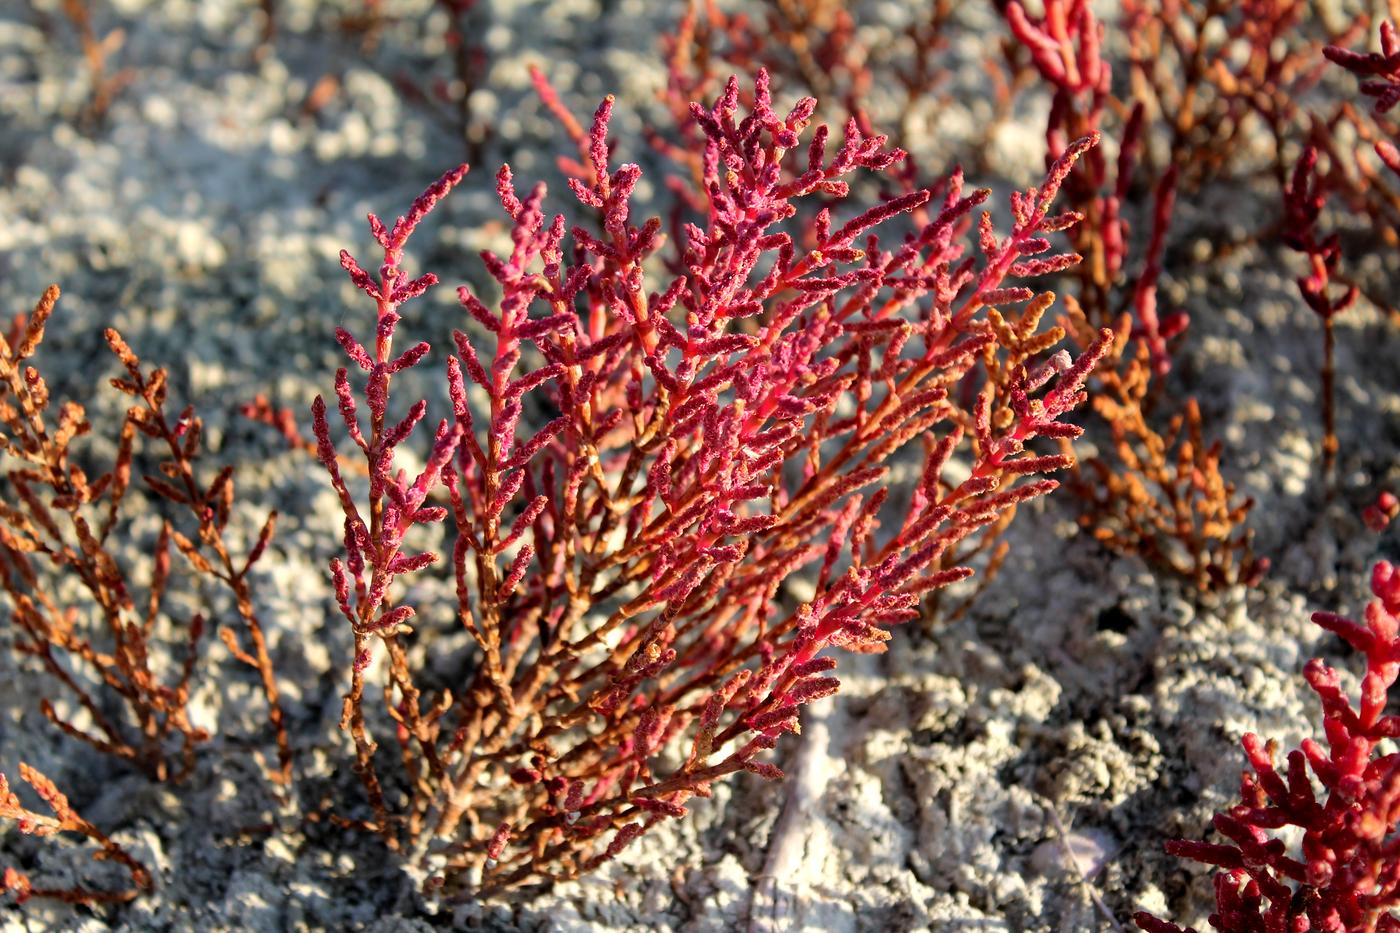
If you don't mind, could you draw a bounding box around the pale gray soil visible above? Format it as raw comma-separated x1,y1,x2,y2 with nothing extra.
0,1,1397,931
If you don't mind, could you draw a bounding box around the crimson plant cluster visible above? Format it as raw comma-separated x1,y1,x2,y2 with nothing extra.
2,1,1400,930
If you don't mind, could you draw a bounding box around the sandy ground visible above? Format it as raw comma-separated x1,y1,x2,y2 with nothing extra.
1,1,1398,930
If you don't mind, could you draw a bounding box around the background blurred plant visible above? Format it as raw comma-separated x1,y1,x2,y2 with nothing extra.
383,0,491,162
258,0,492,161
58,0,131,126
23,0,133,127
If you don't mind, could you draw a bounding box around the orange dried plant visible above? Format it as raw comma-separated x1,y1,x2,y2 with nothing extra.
1063,312,1266,592
0,285,289,785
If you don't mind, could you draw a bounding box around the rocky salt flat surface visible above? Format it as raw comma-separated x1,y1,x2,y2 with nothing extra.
1,1,1398,931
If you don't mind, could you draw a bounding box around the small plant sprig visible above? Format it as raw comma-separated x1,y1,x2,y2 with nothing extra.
314,160,469,844
1280,144,1359,483
0,286,289,786
55,0,132,127
318,71,1111,895
0,763,151,905
1136,561,1400,933
1324,20,1400,117
1003,0,1186,369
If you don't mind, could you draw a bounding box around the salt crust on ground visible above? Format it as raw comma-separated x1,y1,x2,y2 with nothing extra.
0,1,1397,930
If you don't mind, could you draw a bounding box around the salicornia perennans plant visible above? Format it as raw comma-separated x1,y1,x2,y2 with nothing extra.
1135,561,1400,933
316,70,1110,895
